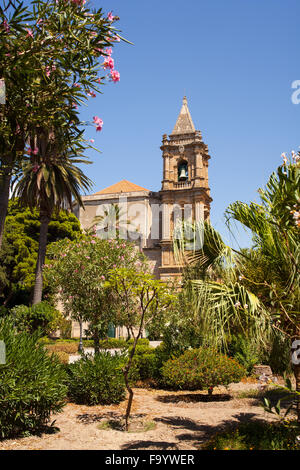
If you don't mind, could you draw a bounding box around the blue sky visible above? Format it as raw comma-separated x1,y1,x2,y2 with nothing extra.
79,0,300,249
23,0,300,247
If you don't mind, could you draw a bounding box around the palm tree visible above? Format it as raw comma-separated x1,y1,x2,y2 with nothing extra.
14,128,92,304
90,203,138,240
174,218,271,350
175,156,300,420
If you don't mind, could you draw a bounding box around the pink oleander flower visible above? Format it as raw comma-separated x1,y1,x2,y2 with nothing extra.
107,11,115,21
90,139,95,143
87,90,96,98
105,48,112,56
26,28,34,38
93,116,103,131
73,82,81,88
103,56,114,70
2,20,10,33
32,164,40,173
45,66,51,78
112,35,120,42
110,69,120,82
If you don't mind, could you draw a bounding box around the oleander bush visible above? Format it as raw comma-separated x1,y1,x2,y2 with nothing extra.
0,318,67,439
66,352,127,405
160,347,246,391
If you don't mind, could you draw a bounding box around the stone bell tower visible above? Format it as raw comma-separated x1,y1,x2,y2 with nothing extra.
159,96,212,280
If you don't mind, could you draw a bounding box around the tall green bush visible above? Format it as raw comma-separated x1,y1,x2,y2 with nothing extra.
0,318,67,438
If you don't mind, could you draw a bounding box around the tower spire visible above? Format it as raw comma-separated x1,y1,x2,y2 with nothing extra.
171,96,195,135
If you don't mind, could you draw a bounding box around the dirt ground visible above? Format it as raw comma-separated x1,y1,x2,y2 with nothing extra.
0,380,281,451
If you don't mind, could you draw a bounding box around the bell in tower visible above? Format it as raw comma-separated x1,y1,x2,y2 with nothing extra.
178,162,188,181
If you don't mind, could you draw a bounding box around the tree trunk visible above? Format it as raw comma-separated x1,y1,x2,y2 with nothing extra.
292,338,300,423
123,334,140,431
93,327,100,355
78,320,83,353
294,364,300,423
0,167,11,249
32,212,51,305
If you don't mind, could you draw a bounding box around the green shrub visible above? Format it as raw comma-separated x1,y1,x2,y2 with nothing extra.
127,345,159,381
127,338,150,347
66,352,126,405
10,301,62,336
0,318,67,439
160,347,246,391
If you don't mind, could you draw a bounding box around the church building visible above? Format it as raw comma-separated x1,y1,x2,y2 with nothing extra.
73,97,212,281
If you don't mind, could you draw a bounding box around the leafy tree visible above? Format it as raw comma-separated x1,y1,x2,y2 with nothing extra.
0,198,82,306
1,0,124,303
107,268,175,430
44,236,148,353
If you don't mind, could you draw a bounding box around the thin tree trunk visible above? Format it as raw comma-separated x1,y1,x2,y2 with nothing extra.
0,167,11,249
123,333,140,431
292,338,300,423
294,364,300,423
32,211,51,305
78,320,83,353
93,327,100,355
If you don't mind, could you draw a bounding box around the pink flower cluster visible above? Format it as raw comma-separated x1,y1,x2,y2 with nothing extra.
45,64,56,78
102,48,120,83
27,147,39,156
110,70,120,83
103,56,114,70
93,116,103,131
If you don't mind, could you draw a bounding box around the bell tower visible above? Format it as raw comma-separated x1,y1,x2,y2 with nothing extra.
159,96,212,280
